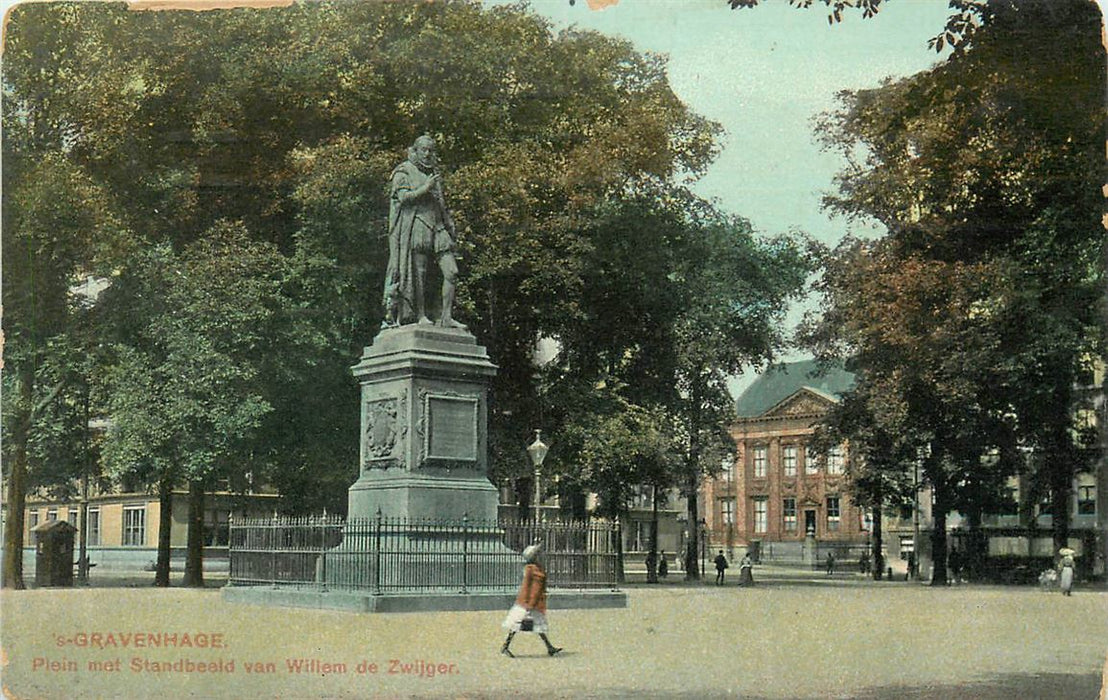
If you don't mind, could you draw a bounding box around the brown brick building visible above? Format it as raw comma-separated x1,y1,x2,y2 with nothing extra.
703,361,866,563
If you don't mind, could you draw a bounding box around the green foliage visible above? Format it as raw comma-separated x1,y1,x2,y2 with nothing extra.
1,0,729,523
809,0,1104,572
99,223,292,490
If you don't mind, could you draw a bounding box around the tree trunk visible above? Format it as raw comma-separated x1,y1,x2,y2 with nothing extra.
1049,435,1073,555
183,480,205,587
929,505,948,586
154,478,173,587
647,483,659,583
684,472,701,580
2,430,29,590
2,371,34,590
872,506,883,581
965,507,985,583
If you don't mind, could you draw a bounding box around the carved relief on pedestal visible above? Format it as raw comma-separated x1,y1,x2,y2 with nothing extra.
362,390,407,471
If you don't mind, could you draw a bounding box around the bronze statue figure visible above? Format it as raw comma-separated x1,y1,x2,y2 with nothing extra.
382,135,464,329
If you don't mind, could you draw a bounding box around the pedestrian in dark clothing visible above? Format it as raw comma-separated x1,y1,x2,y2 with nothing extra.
658,551,669,579
826,552,835,575
738,553,754,586
714,551,729,584
906,551,917,581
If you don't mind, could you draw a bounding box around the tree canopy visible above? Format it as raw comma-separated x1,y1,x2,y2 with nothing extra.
2,0,811,586
807,0,1104,582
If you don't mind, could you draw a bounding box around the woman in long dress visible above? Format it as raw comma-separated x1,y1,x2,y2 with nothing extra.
501,544,563,657
1058,549,1076,596
739,553,754,586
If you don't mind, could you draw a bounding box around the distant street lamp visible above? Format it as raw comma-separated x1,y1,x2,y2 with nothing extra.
527,430,549,523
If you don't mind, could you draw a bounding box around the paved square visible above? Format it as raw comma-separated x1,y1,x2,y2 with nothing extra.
2,578,1104,698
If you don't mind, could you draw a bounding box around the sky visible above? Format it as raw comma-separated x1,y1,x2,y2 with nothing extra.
488,0,958,395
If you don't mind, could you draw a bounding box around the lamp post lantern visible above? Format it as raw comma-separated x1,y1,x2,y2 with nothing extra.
527,430,549,522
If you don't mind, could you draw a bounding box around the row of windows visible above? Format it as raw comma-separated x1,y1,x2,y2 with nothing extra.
27,506,237,547
27,506,143,547
748,444,844,479
718,496,842,534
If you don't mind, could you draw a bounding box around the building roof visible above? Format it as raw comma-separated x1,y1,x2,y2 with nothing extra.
735,359,855,418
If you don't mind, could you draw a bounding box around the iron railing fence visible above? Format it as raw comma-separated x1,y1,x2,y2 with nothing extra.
228,514,621,593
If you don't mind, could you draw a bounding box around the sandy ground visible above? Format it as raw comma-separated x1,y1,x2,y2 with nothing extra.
2,575,1105,699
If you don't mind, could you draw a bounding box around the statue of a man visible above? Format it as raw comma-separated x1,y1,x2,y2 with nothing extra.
382,135,464,329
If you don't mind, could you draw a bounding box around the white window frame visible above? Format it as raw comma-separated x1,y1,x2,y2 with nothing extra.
1077,484,1096,516
828,446,845,475
827,496,841,531
782,445,798,477
753,446,767,478
721,498,736,526
783,497,797,532
87,506,101,546
805,448,819,474
122,505,147,547
753,497,768,534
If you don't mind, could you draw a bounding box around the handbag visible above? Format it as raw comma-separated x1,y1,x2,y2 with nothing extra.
519,617,534,632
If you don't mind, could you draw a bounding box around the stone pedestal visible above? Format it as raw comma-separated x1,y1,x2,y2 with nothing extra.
347,325,500,522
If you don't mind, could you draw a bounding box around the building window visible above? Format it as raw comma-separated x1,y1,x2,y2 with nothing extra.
899,535,914,559
1037,498,1052,517
995,486,1019,516
752,446,767,478
28,511,40,532
88,507,101,546
122,505,147,546
826,497,841,531
783,498,797,532
205,510,231,546
628,521,651,552
721,498,736,527
828,447,845,475
47,508,58,522
782,446,798,477
805,449,819,474
1077,485,1096,516
753,497,768,534
67,509,78,527
721,457,734,484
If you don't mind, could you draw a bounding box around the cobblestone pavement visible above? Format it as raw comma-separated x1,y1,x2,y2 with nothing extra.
2,574,1105,699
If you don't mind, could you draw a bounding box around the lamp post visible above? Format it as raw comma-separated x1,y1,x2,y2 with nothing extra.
527,430,549,523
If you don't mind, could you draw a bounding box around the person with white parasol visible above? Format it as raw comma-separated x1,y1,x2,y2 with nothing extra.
1057,547,1076,596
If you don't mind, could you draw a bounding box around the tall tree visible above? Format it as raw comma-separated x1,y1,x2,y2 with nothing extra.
811,0,1104,579
99,223,292,585
3,0,728,546
670,216,815,579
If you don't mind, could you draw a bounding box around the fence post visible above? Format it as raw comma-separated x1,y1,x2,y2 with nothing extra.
461,512,469,594
227,514,235,586
318,515,328,592
271,512,279,589
374,508,383,595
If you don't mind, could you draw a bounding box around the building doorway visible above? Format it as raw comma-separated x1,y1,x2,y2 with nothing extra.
804,510,817,535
